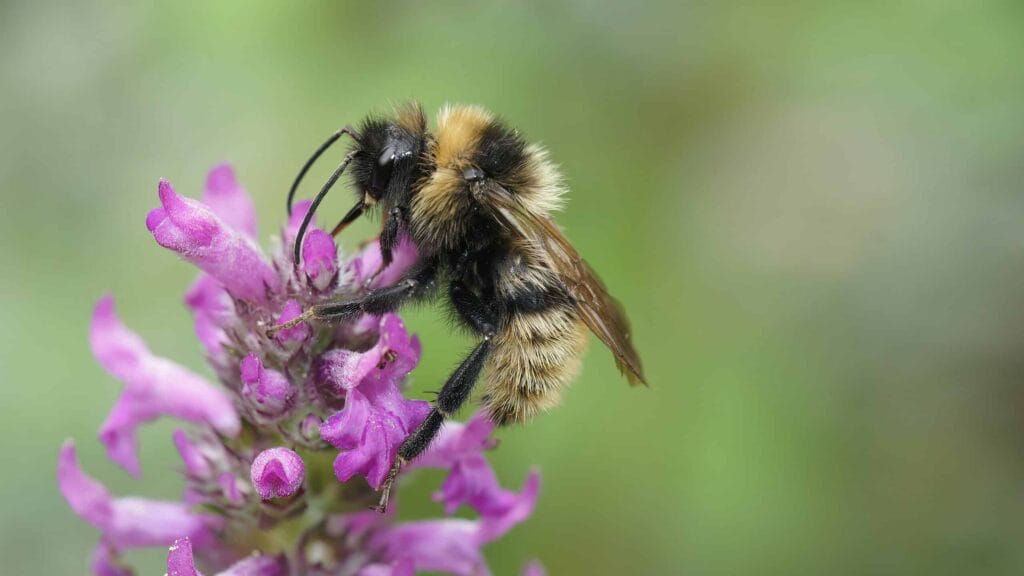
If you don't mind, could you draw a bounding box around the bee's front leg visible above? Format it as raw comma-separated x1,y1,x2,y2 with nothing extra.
363,206,407,289
267,259,437,337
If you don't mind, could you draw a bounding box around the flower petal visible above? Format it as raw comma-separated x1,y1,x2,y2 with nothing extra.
173,429,211,478
356,558,415,576
109,497,216,549
412,412,496,470
315,314,421,396
218,473,246,505
239,353,294,416
350,235,419,289
90,296,240,475
368,519,488,576
318,313,428,489
476,469,541,543
320,388,371,450
169,537,290,576
367,470,539,575
57,440,112,529
301,228,338,290
273,299,310,343
147,179,279,301
167,538,202,576
202,164,257,238
59,441,215,551
184,274,230,359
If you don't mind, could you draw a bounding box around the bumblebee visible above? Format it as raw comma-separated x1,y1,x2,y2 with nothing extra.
275,103,645,510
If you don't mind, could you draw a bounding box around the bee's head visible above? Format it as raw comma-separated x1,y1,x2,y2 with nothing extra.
349,110,428,212
287,103,428,265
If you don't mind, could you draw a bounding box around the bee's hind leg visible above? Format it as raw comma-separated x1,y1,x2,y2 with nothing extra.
374,278,496,512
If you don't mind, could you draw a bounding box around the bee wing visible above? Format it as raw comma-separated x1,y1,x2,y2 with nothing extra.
479,184,646,386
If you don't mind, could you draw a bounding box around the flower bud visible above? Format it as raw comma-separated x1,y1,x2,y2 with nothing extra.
239,353,294,416
301,228,338,291
300,413,323,443
273,299,310,343
251,448,305,500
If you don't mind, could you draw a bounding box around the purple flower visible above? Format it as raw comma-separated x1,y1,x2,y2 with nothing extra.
250,448,305,500
60,164,541,576
146,179,279,301
318,315,430,489
58,441,216,553
90,295,239,476
239,353,294,416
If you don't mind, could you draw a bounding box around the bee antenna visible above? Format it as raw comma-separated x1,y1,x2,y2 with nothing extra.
294,151,356,266
287,125,358,216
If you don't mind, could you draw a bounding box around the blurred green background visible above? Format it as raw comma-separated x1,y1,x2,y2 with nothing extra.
3,1,1024,574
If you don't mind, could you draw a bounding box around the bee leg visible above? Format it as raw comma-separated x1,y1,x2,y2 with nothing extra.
364,206,406,289
374,279,496,513
318,260,436,321
268,260,436,336
375,337,492,513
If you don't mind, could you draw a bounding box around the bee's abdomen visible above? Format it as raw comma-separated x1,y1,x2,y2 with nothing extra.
483,303,588,426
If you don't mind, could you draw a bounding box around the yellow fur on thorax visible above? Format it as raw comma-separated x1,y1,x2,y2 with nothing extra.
411,104,569,252
433,104,494,168
409,104,496,250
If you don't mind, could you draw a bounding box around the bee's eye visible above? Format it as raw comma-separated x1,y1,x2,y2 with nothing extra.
378,147,396,167
371,155,394,195
463,167,485,183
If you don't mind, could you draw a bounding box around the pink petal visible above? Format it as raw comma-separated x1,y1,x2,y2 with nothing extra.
57,440,112,529
239,353,294,416
90,296,240,475
350,235,419,289
367,519,487,576
301,229,339,290
412,412,496,470
320,389,371,450
366,470,540,575
315,314,421,396
167,538,202,576
184,274,230,358
273,300,310,343
59,442,214,551
169,537,288,576
147,179,279,302
173,429,211,477
476,469,541,543
202,164,257,238
356,558,415,576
